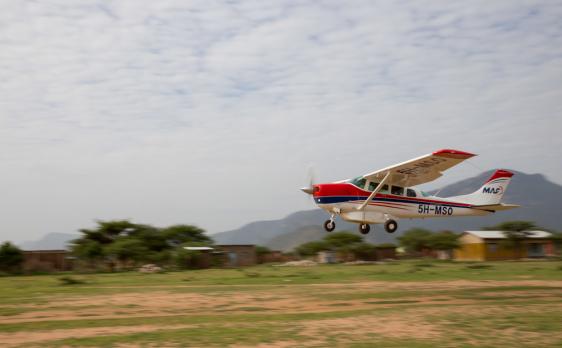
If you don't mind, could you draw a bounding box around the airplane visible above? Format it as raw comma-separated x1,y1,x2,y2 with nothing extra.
301,149,519,235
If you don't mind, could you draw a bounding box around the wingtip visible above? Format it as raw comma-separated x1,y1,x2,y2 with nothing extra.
433,149,477,158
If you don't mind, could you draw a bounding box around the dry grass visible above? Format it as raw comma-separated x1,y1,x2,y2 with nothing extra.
0,261,561,347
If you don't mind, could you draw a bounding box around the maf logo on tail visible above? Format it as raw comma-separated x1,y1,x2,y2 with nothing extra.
483,186,504,194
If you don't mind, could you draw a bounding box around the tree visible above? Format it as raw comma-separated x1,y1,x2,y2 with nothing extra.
398,228,433,253
161,225,213,247
71,239,105,266
295,240,330,257
78,220,137,245
70,220,214,269
105,238,149,266
428,231,460,251
323,232,363,248
294,232,376,260
349,242,378,260
322,232,365,261
128,225,168,252
0,242,24,274
70,221,129,268
484,221,537,232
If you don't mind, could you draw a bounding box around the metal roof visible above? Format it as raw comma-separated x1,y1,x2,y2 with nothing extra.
183,246,214,251
465,231,552,239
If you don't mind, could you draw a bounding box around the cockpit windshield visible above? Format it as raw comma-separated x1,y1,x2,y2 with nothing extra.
421,191,432,197
348,177,366,189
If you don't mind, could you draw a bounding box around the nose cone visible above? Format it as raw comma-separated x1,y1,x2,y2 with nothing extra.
301,186,314,194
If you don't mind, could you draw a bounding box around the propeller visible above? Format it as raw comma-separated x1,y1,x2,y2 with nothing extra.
301,166,316,195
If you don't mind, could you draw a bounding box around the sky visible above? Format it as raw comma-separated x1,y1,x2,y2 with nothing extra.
1,0,562,243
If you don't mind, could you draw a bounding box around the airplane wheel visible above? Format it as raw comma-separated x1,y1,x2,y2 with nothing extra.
324,220,336,232
359,223,370,235
384,219,398,233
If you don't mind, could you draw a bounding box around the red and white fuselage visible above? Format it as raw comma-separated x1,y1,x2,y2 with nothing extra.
302,149,518,234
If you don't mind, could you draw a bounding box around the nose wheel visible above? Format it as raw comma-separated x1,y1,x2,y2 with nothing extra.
323,220,336,232
384,219,398,233
359,223,370,235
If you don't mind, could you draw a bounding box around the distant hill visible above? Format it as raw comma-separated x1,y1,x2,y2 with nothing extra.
213,170,562,250
18,232,78,251
266,225,396,251
266,225,325,251
211,210,339,246
15,170,562,252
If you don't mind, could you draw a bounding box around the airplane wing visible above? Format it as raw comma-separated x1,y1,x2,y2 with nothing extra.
362,149,476,187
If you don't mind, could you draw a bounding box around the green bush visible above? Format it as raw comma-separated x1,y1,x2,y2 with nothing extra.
58,276,86,286
0,242,24,274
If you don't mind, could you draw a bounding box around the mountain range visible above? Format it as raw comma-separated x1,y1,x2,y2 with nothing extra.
14,170,562,251
213,170,562,250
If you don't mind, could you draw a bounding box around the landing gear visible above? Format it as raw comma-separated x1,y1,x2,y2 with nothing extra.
384,219,398,233
324,220,336,232
359,223,370,235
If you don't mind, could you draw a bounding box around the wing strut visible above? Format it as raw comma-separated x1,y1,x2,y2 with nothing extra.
357,171,391,211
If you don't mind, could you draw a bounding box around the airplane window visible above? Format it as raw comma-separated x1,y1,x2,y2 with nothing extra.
391,186,404,196
349,177,366,189
407,189,416,197
368,182,378,191
379,184,389,194
421,191,432,197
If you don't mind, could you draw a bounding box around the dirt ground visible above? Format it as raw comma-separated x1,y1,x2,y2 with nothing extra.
1,279,561,347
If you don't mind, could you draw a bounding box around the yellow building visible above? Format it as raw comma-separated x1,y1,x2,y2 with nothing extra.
454,231,554,261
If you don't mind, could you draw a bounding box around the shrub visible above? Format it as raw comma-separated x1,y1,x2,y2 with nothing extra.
58,276,86,285
0,242,24,274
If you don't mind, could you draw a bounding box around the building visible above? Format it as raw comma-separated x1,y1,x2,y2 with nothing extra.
257,250,289,264
23,250,74,272
217,245,257,267
454,231,554,261
316,246,397,263
317,251,337,264
183,245,257,268
183,246,215,269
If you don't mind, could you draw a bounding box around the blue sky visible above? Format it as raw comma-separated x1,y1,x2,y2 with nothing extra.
1,1,561,242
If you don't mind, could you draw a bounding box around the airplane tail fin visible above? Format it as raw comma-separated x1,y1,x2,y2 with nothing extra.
450,169,514,206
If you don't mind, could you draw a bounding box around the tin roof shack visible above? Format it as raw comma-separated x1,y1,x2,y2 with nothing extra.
258,250,286,264
317,251,337,264
454,231,554,261
217,245,257,267
183,247,215,269
317,246,397,263
23,250,74,272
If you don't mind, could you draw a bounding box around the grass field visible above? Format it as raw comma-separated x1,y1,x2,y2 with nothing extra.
0,260,561,347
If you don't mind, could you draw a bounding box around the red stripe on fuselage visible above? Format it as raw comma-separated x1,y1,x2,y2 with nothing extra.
314,183,472,207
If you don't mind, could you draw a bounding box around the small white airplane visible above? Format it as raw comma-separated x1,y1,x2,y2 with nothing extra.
301,149,519,234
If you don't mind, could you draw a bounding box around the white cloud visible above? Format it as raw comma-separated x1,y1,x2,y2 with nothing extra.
0,0,561,242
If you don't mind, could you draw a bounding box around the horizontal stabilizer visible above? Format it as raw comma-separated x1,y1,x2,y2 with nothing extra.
473,203,520,211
